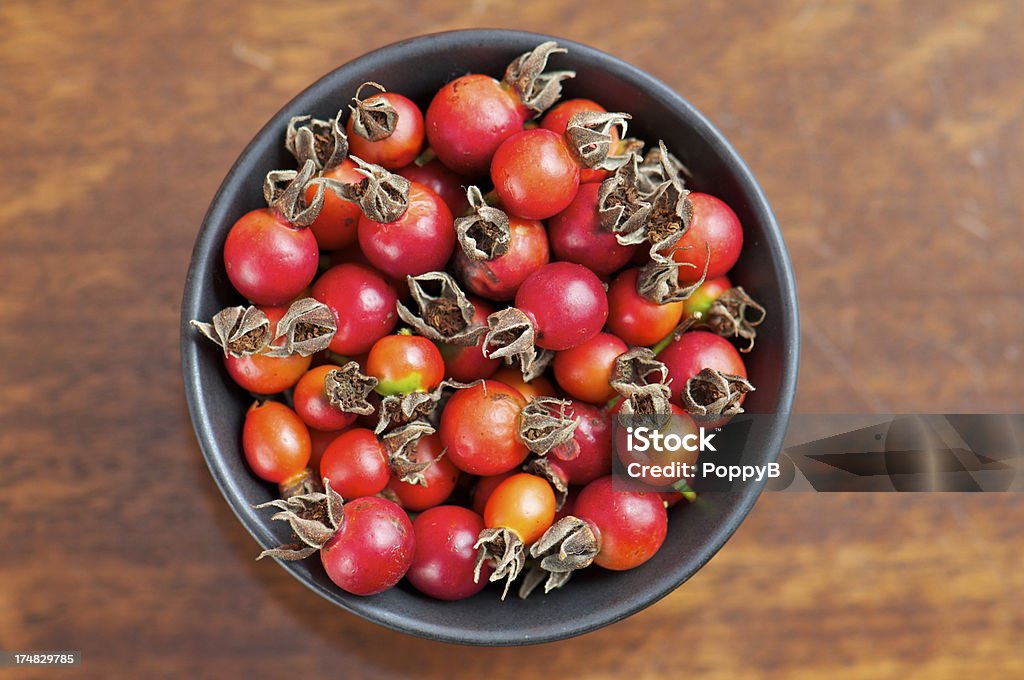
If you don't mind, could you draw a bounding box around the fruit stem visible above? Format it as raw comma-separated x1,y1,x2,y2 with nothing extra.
671,478,698,503
413,147,437,167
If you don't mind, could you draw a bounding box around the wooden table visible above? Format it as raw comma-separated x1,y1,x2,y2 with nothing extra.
2,1,1021,677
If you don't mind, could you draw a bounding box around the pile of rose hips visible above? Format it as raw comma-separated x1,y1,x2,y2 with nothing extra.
191,42,767,601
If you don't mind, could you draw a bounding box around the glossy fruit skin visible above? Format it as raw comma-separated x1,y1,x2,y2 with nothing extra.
223,208,320,306
426,74,528,176
312,263,398,355
515,262,608,351
242,401,311,484
224,305,312,394
614,403,700,486
407,506,490,600
294,365,358,431
305,160,363,250
490,367,557,402
366,334,445,395
491,129,580,220
320,496,414,596
556,401,613,485
386,434,459,511
553,332,627,404
436,298,500,382
454,217,549,301
397,158,469,216
440,380,529,476
471,471,515,516
683,275,732,319
357,181,455,279
574,476,667,571
607,268,685,347
659,330,748,407
547,182,638,277
319,428,390,499
347,92,425,169
672,192,743,282
540,98,614,184
483,473,556,545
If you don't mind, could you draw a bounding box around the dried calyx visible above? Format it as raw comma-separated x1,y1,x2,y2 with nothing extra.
597,152,652,244
481,308,554,383
474,527,526,600
382,420,437,485
637,140,689,194
610,348,675,429
254,480,344,561
349,82,398,141
700,287,766,352
264,159,326,226
191,297,335,358
518,516,599,598
190,305,270,357
455,186,511,261
637,236,710,304
502,41,576,115
523,456,569,511
681,367,754,420
264,298,337,357
320,156,410,223
286,112,349,170
324,361,379,415
396,271,485,345
375,379,480,434
518,397,580,460
565,111,632,170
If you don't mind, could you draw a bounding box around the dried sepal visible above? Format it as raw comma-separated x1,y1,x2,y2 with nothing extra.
518,563,573,599
702,287,767,352
382,420,437,485
482,307,534,362
263,159,325,226
285,112,349,170
455,186,511,261
565,111,632,170
598,153,653,245
643,172,693,248
518,397,580,460
324,362,378,415
474,527,526,600
681,367,754,420
610,347,670,392
264,298,336,357
617,383,674,432
375,379,480,434
517,516,598,598
637,140,689,195
254,480,344,561
190,305,270,357
523,456,569,510
349,82,398,141
320,156,410,223
396,272,484,345
637,237,710,304
502,41,575,115
519,348,555,383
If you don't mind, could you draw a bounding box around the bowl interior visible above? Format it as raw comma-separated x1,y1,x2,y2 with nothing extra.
181,29,798,646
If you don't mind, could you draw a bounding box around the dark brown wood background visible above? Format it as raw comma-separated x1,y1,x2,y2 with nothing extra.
2,1,1022,677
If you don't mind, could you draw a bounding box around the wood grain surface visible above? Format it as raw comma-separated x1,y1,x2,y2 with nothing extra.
1,1,1022,677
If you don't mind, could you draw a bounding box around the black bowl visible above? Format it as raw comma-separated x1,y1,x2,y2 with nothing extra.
181,28,799,646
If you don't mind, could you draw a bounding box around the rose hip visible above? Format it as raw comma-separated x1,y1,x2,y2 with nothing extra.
659,330,748,407
671,192,743,282
491,128,580,220
408,506,491,600
553,332,628,404
223,208,319,306
514,262,608,351
455,216,549,301
312,263,398,355
547,181,638,277
606,268,685,347
321,496,414,596
357,181,455,279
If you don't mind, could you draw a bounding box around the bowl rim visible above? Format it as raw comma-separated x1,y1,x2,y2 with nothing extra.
180,27,800,646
